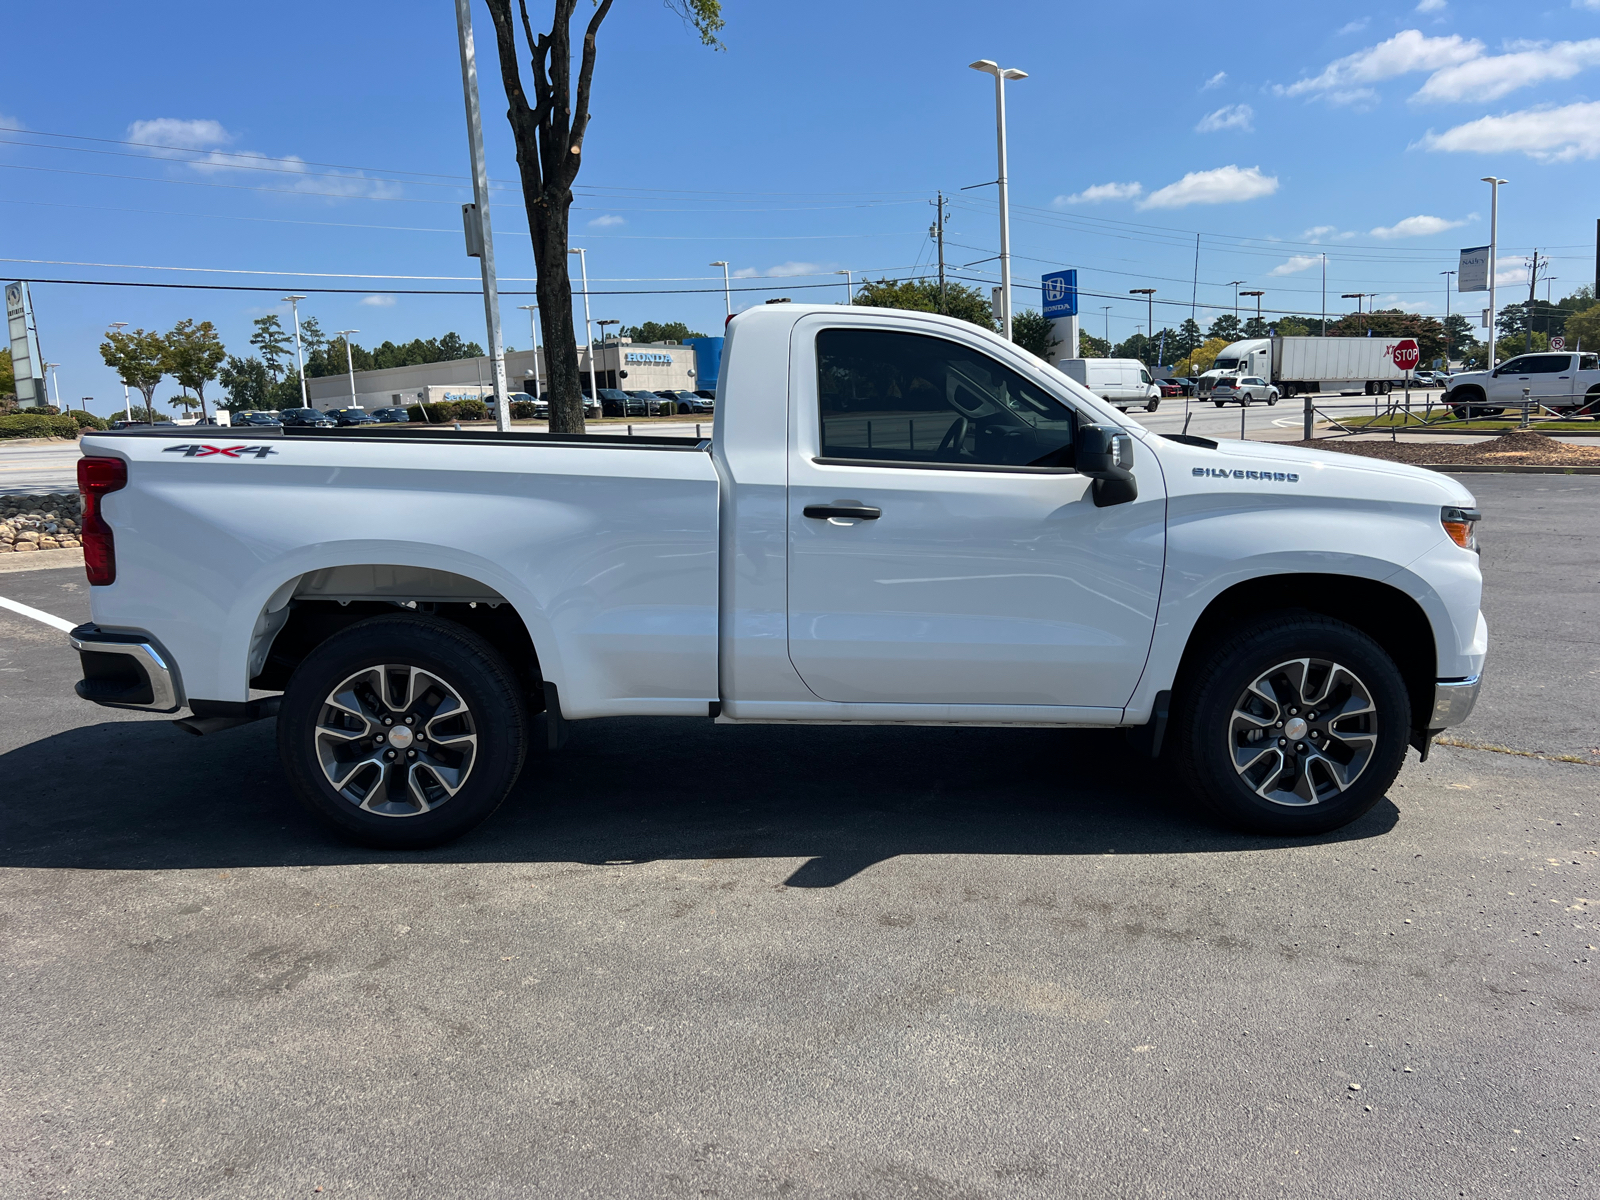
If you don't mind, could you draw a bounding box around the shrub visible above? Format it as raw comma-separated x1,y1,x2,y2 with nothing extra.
408,405,431,422
0,413,80,439
657,400,677,416
411,401,457,422
454,398,487,420
510,400,538,420
65,409,108,431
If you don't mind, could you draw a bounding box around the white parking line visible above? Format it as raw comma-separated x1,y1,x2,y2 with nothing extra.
0,595,76,633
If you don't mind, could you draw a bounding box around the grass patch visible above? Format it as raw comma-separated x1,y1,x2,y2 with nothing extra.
1340,412,1600,432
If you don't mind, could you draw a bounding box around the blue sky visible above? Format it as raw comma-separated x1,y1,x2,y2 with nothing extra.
5,0,1599,412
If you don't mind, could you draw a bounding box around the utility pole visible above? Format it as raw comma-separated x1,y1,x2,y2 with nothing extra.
1483,176,1508,368
1130,289,1155,363
1526,249,1541,354
1321,254,1327,336
930,191,949,314
1440,270,1455,366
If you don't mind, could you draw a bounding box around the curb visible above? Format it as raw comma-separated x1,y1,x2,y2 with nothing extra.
1427,464,1600,475
0,547,84,574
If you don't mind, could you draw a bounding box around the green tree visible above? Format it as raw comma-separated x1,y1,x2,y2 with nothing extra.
268,369,305,410
299,315,327,363
1075,330,1111,358
163,318,227,419
1174,317,1203,359
1242,316,1269,339
1182,336,1231,376
250,315,292,380
1113,332,1152,364
1441,313,1478,363
218,356,272,409
99,327,168,419
854,278,995,330
1273,316,1314,338
0,347,12,398
618,320,709,344
168,393,201,417
483,0,724,433
1010,309,1060,360
1322,309,1445,365
1206,313,1242,342
1562,303,1600,351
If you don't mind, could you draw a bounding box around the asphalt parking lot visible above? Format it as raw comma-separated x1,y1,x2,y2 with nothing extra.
1,475,1595,1199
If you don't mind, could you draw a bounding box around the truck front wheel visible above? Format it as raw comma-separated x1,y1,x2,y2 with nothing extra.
1171,613,1409,836
277,614,530,848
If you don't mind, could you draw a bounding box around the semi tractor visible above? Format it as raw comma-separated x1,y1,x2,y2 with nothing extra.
1203,337,1412,397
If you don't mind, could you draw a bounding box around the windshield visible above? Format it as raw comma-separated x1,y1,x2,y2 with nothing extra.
1213,357,1239,371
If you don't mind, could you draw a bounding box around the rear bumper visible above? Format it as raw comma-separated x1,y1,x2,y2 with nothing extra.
68,623,184,713
1429,674,1481,731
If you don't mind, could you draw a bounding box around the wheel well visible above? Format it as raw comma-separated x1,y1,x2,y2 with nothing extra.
1448,385,1484,402
248,566,543,710
1174,574,1436,732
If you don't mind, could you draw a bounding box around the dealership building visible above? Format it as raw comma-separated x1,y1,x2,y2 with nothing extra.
304,337,718,411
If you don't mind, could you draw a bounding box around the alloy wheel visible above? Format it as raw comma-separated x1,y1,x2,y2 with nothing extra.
313,664,478,817
1228,657,1378,807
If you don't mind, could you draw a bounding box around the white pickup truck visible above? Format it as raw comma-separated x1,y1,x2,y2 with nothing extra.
1444,350,1600,418
68,305,1487,847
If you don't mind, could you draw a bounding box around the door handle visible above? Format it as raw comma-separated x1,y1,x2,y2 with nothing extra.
803,504,881,520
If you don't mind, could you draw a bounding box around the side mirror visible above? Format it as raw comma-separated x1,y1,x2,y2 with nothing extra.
1076,424,1138,507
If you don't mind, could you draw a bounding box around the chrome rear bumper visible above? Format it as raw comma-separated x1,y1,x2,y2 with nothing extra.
1429,674,1481,731
69,623,183,713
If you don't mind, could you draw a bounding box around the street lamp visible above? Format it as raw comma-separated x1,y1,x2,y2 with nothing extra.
1227,281,1245,321
45,363,60,411
333,329,359,409
835,269,853,305
1129,289,1155,360
709,261,732,321
568,247,599,410
969,59,1028,342
107,321,131,420
1240,289,1265,331
282,294,308,406
1482,176,1508,368
517,304,543,395
1100,305,1112,347
596,319,619,391
1341,292,1364,313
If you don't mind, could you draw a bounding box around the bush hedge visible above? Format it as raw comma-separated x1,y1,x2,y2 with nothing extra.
407,398,491,423
510,400,538,420
0,413,80,440
64,409,109,431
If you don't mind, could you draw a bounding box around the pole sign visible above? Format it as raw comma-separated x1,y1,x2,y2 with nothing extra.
1457,246,1490,293
1390,338,1420,372
1041,269,1078,319
1551,336,1566,352
5,281,47,408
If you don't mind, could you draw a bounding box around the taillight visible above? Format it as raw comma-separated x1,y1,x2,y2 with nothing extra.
77,456,128,586
1441,505,1481,553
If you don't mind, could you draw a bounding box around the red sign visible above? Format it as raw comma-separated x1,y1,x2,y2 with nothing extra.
1391,339,1420,371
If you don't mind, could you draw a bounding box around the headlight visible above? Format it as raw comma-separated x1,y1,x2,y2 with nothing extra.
1441,505,1481,553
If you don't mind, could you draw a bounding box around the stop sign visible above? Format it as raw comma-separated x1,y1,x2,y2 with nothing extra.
1391,339,1420,371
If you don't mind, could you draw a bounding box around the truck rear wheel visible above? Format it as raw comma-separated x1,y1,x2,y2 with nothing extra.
277,614,530,848
1171,613,1409,836
1146,398,1160,412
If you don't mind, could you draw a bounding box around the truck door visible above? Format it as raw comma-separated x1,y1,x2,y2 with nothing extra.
1487,355,1535,406
783,317,1165,709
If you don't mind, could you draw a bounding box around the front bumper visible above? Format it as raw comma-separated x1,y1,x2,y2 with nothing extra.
1428,674,1481,731
68,623,184,713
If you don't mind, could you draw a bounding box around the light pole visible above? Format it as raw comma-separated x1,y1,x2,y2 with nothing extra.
569,247,599,409
1440,270,1455,366
334,329,359,409
1100,305,1112,348
1227,280,1245,322
969,59,1028,342
517,304,543,395
455,0,511,431
1342,292,1364,313
1482,176,1508,367
1320,254,1327,335
1240,289,1264,332
835,269,853,305
596,319,618,391
709,261,732,321
107,321,131,420
46,363,60,410
282,294,308,406
1129,289,1155,360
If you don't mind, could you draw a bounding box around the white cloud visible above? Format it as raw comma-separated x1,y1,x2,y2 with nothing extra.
1279,30,1484,103
1497,258,1531,285
731,261,827,279
1576,0,1600,9
1416,99,1600,161
1415,0,1446,12
125,117,399,199
1137,165,1279,210
1054,181,1144,205
1339,19,1370,34
1369,214,1470,238
587,214,626,228
1202,71,1227,89
0,113,27,131
1196,104,1254,132
360,295,396,307
1376,293,1434,311
1270,255,1322,276
1414,39,1600,103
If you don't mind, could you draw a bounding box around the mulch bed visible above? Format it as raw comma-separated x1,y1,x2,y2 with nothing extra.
1288,430,1600,467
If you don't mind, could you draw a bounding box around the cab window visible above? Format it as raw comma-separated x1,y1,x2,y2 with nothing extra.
817,328,1078,469
1499,357,1530,374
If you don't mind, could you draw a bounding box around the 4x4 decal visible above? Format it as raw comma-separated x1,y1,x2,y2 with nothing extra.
162,444,279,459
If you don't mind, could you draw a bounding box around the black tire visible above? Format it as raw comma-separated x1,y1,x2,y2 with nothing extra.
1171,612,1409,836
277,614,530,848
1267,393,1278,406
1146,399,1160,413
1214,400,1225,408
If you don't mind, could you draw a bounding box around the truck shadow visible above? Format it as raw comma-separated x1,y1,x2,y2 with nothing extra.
0,715,1397,884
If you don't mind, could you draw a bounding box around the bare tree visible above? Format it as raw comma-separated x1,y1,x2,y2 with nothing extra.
482,0,722,433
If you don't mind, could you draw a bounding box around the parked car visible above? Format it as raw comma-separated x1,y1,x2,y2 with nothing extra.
588,388,638,417
71,302,1487,849
657,389,713,414
694,389,717,402
1210,375,1279,407
370,407,412,423
279,407,337,428
232,411,283,427
617,390,659,415
538,393,602,418
329,408,379,426
1155,378,1187,398
107,419,148,430
1055,358,1161,412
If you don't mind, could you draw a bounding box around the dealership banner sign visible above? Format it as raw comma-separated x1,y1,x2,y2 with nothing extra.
1457,246,1490,293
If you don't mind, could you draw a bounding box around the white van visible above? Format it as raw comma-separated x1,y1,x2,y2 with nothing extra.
1055,358,1161,412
